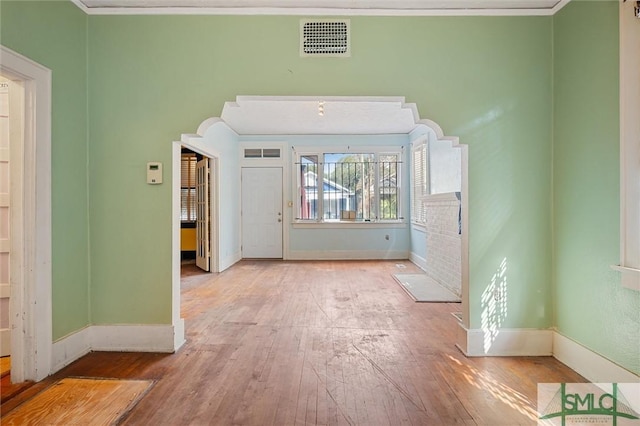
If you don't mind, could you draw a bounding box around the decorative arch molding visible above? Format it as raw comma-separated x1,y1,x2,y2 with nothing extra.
171,95,469,353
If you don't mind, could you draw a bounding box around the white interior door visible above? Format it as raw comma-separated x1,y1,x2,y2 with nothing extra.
195,158,210,271
241,167,283,258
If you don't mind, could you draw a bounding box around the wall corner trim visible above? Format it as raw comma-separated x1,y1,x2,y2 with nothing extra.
552,331,640,383
456,324,553,356
51,324,179,376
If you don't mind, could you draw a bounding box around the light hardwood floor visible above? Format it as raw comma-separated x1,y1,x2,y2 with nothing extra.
1,260,585,425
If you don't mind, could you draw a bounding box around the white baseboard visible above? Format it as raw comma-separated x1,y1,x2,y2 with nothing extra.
456,323,553,356
91,325,176,353
51,324,179,375
552,331,639,383
288,250,409,260
409,252,427,271
52,326,91,373
173,318,186,351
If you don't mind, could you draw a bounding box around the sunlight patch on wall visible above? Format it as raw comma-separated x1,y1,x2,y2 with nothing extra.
481,257,508,353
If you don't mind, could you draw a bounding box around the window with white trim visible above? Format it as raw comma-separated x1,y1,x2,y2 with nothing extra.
294,148,402,222
615,1,640,290
411,139,428,226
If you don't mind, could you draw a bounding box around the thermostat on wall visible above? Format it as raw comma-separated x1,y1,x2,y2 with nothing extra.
147,162,162,184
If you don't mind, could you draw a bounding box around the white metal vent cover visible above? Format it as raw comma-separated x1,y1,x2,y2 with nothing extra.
243,148,281,158
300,19,350,57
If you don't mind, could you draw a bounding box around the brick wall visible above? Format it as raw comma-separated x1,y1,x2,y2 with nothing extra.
424,192,461,297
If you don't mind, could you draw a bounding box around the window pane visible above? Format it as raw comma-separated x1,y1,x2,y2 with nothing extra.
181,154,196,187
324,153,374,220
379,154,399,220
181,188,196,221
298,155,318,220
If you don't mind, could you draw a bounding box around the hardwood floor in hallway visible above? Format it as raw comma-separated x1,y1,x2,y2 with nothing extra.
0,260,585,425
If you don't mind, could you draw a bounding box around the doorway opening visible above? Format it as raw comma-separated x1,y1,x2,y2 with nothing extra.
0,45,53,383
172,141,219,348
241,167,283,259
170,97,469,354
179,148,214,272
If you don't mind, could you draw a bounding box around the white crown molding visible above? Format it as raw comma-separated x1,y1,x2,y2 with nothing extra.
70,0,566,16
69,6,561,16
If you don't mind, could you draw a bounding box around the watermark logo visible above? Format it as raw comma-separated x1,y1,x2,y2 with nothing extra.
538,383,640,425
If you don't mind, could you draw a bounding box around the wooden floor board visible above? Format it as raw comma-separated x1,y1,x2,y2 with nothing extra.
1,260,588,425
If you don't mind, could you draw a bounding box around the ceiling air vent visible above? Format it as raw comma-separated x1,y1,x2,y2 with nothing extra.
300,19,350,58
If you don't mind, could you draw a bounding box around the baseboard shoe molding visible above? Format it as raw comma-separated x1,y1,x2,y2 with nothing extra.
552,331,640,383
288,250,409,260
52,326,91,374
456,323,553,356
51,324,178,375
409,252,427,271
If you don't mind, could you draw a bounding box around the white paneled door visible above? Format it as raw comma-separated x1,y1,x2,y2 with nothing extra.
195,158,210,271
241,167,283,258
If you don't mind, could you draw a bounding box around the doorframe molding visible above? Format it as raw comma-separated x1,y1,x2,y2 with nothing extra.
239,141,288,259
0,45,53,382
171,140,222,351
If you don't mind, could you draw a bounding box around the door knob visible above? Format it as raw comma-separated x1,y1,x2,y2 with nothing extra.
278,218,282,222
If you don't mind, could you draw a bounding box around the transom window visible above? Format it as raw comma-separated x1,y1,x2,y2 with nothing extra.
295,149,402,222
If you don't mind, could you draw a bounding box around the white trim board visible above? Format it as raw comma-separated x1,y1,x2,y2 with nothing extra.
553,332,639,384
456,324,553,357
52,324,179,375
70,0,571,16
287,250,409,260
455,325,640,382
0,45,53,383
409,252,427,272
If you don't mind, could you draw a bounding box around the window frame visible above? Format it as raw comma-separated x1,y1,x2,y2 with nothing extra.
293,145,404,225
612,0,640,291
410,136,429,228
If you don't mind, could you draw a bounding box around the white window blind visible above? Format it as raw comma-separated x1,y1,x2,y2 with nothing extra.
411,141,428,226
181,154,197,221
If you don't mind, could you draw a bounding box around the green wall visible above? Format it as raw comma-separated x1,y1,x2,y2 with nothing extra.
10,1,635,374
553,1,640,375
0,1,90,340
87,14,554,329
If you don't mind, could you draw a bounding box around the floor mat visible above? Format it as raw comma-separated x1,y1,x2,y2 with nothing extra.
392,274,461,302
1,377,153,425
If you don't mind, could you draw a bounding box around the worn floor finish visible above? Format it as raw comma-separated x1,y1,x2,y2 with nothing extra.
1,260,585,425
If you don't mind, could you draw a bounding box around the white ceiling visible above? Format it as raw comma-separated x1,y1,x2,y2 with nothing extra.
219,96,422,135
72,0,567,15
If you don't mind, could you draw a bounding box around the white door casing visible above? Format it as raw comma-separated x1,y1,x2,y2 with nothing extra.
196,158,210,271
241,167,283,258
0,78,11,357
0,45,53,382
